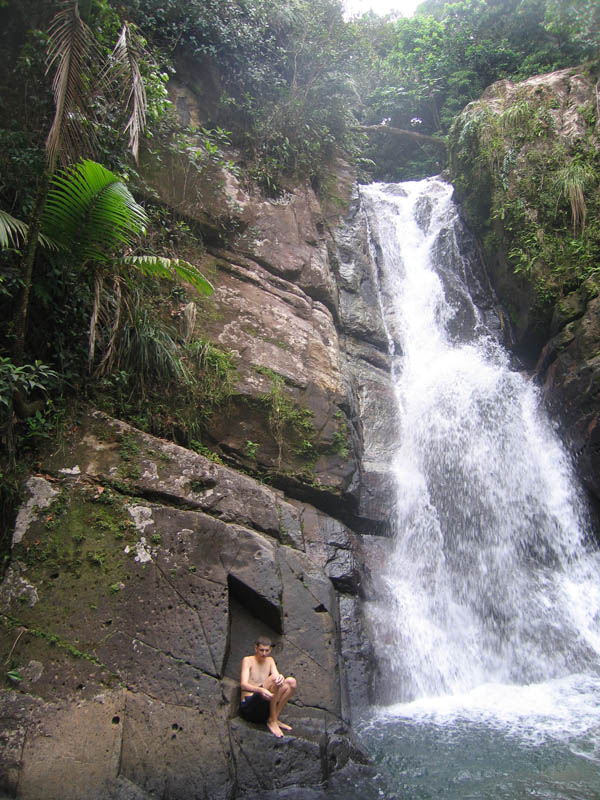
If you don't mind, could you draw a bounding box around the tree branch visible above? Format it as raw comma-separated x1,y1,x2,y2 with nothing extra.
357,124,447,149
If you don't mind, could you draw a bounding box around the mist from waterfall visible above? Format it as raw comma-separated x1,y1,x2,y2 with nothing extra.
359,178,600,751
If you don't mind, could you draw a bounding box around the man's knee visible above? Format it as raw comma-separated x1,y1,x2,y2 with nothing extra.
285,676,297,691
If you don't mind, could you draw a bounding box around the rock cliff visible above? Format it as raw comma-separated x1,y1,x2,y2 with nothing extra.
0,141,398,797
448,63,600,502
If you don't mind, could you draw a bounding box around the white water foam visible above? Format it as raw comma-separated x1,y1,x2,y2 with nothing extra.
360,178,600,744
376,674,600,744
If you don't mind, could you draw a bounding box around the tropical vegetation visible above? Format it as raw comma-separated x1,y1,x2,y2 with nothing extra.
0,0,598,565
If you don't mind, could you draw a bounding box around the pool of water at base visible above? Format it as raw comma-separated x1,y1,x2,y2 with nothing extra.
354,715,600,800
344,674,600,800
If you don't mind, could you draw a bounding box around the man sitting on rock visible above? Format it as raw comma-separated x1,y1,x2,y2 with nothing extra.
239,635,297,737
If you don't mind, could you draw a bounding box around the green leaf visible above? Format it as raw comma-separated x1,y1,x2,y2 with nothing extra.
0,210,29,249
42,159,148,264
121,255,214,296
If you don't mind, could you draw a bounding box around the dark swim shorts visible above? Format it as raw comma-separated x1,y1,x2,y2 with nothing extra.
239,692,270,723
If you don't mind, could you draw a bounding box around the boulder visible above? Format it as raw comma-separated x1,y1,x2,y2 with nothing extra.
0,414,374,799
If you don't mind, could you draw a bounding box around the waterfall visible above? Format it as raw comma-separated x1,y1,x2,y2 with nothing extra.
361,178,600,715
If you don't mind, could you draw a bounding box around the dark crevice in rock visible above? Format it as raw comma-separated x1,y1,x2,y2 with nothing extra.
116,692,127,778
327,577,360,596
265,473,389,537
109,483,207,512
226,724,240,800
227,574,282,634
289,699,342,718
223,583,233,678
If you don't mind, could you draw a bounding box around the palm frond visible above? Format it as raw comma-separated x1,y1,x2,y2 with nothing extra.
0,210,29,249
94,275,124,376
103,23,148,163
0,209,58,251
554,160,594,233
120,303,190,391
122,255,214,296
45,0,102,167
42,159,148,263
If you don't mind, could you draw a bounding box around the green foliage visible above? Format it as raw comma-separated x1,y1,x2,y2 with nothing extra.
185,338,237,411
40,159,215,299
122,256,213,297
190,441,224,463
0,210,56,251
0,358,59,411
331,411,350,459
255,366,316,466
1,0,598,498
118,432,141,463
350,0,595,181
545,0,600,59
119,306,188,391
42,159,148,262
553,157,595,233
32,157,214,375
120,0,357,194
244,440,260,459
0,210,29,249
449,85,600,320
94,329,237,452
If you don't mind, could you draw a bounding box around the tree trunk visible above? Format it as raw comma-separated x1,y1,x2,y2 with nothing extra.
357,124,447,150
11,170,50,367
88,272,103,372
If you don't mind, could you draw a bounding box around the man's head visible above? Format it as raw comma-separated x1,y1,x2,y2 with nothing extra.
254,636,272,659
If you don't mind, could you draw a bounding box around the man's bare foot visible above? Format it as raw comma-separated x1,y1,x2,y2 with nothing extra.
278,721,292,731
267,720,283,737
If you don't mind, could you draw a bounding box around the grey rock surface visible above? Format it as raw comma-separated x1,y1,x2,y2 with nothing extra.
0,414,375,799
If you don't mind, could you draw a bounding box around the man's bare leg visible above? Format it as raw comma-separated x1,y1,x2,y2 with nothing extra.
273,677,296,731
264,676,296,736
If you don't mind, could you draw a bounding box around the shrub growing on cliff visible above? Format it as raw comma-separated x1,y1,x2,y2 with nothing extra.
553,158,595,234
449,80,600,324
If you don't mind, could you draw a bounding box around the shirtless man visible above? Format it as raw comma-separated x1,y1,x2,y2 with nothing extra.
239,636,297,737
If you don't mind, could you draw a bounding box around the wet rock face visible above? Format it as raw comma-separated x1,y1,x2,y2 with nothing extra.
535,283,600,500
331,192,401,529
198,250,361,511
0,414,373,799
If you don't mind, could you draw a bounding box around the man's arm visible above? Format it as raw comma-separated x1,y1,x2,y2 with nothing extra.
267,656,284,686
240,657,273,698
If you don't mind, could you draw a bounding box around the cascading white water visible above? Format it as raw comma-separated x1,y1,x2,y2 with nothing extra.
361,177,600,727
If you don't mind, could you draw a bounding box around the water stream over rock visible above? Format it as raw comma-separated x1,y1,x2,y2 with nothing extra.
357,179,600,799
